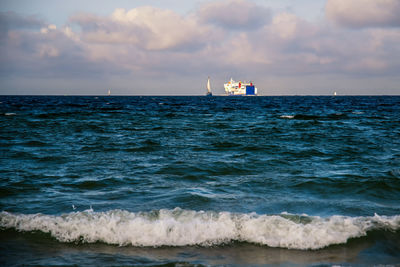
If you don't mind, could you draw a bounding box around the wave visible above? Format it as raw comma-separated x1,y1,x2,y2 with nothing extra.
280,115,294,119
279,114,349,120
1,209,399,250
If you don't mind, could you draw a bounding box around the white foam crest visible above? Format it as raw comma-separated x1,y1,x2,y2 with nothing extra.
1,209,399,250
5,113,17,116
280,115,294,119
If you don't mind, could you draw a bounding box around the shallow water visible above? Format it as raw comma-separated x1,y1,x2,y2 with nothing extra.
1,95,399,266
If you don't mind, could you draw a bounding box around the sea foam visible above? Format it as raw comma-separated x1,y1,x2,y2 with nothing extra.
280,115,294,119
1,209,399,250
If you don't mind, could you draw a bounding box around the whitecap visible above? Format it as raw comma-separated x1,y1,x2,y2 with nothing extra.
5,113,16,116
1,209,399,250
280,115,294,119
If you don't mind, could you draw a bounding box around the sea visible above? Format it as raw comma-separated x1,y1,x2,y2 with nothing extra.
0,95,399,266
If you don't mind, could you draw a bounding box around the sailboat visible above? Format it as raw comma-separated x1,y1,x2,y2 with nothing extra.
108,89,111,96
206,77,212,96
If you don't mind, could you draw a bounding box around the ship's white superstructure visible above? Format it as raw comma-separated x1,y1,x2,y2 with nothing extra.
224,78,257,96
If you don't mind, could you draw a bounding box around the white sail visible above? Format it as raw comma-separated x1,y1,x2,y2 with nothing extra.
206,77,212,96
108,89,111,96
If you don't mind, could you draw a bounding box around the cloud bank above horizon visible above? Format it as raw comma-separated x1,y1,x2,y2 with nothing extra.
1,0,399,95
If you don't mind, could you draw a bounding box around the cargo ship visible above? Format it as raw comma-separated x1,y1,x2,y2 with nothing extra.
224,78,257,96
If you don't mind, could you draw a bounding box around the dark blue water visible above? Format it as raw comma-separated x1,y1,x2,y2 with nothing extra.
1,96,399,266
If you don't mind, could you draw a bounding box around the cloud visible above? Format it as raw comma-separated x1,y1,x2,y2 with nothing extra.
71,7,213,51
198,0,271,30
0,11,45,41
0,11,45,30
270,12,301,40
40,24,57,34
326,0,400,28
1,3,400,95
0,12,120,82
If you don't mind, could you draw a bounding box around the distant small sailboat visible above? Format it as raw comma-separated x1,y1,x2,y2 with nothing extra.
108,89,111,96
206,77,212,96
334,91,337,96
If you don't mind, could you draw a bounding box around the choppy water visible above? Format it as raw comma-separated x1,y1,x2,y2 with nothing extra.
1,96,400,266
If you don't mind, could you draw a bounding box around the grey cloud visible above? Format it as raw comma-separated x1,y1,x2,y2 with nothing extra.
0,25,126,81
0,11,46,41
0,11,45,30
70,13,118,32
198,0,271,30
326,0,400,28
233,13,400,77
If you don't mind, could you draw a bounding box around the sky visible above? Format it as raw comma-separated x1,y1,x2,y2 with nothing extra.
0,0,399,95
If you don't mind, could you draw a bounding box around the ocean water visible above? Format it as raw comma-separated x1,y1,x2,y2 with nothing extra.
0,95,399,266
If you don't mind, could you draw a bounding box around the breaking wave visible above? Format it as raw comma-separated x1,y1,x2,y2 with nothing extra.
1,209,399,250
280,115,295,119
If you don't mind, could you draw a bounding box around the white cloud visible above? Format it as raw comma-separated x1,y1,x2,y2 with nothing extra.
40,24,58,34
271,12,299,39
326,0,400,28
40,28,49,34
63,26,79,41
71,7,212,51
